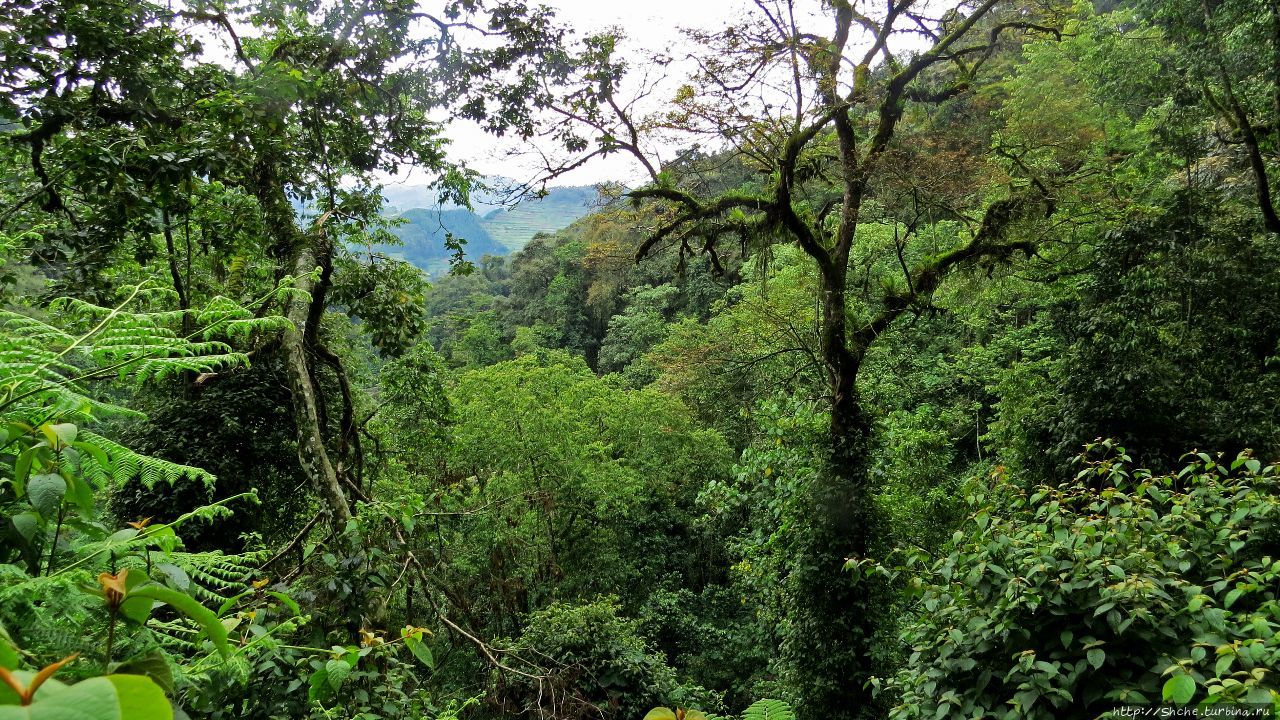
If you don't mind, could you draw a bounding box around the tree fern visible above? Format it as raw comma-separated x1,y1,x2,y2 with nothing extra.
170,550,265,605
0,281,295,485
643,699,796,720
2,288,241,418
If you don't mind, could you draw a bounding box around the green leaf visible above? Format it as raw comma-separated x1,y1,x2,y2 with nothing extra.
11,513,38,542
0,638,16,671
40,424,77,448
116,571,154,625
1214,654,1233,676
324,659,350,691
0,683,113,718
1245,686,1272,704
1162,674,1195,704
306,667,330,703
127,585,228,658
69,442,110,475
641,710,677,720
66,475,93,515
264,591,299,616
152,564,189,593
216,592,251,617
105,675,172,720
27,474,65,517
0,674,150,720
1087,648,1105,670
404,636,434,669
112,653,174,696
13,448,35,495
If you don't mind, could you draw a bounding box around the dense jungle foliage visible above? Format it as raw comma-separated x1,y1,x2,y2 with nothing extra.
1,0,1279,718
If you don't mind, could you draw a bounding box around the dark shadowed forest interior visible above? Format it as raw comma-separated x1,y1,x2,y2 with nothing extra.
1,0,1279,718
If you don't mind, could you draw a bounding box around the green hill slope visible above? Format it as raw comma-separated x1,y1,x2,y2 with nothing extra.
480,186,598,251
382,208,507,275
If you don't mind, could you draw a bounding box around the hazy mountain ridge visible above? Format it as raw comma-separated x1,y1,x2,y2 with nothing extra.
379,184,598,274
383,208,508,272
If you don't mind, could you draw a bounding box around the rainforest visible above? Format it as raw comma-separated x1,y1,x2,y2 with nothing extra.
0,0,1278,718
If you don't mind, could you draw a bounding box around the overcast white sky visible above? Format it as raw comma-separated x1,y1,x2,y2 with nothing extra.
392,0,753,189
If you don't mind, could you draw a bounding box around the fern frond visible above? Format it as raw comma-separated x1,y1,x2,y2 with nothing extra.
149,619,202,654
0,310,75,346
742,700,796,720
79,431,216,487
170,550,262,604
130,352,247,384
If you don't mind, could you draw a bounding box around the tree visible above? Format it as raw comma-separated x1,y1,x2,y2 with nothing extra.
539,1,1071,714
597,283,680,381
0,0,584,529
1142,0,1280,234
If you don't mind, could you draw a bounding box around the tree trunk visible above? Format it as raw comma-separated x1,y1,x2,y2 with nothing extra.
281,239,353,524
785,265,881,720
250,154,353,525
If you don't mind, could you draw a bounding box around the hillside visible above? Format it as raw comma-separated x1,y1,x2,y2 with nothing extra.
480,185,598,250
383,207,507,274
380,184,598,274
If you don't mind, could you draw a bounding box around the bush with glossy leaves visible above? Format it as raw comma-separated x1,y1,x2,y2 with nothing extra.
882,441,1280,718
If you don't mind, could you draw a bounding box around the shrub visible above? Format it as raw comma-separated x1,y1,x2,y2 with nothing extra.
884,441,1280,718
498,598,717,719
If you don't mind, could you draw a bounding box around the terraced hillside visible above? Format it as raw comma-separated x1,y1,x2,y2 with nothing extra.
480,185,598,251
382,207,508,276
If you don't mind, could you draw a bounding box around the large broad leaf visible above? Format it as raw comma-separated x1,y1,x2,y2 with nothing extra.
105,675,172,720
65,475,93,515
26,475,65,517
323,659,350,692
0,673,171,720
1162,674,1196,705
403,636,434,669
151,564,189,593
117,572,154,625
10,514,37,543
12,448,36,495
126,585,228,658
69,441,110,476
0,676,116,720
307,667,330,703
113,652,174,695
39,424,77,448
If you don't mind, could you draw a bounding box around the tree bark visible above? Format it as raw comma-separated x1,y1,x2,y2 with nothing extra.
784,262,881,720
250,150,353,525
281,236,353,524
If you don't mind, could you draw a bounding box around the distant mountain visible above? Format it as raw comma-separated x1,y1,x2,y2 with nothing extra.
380,184,507,216
381,208,507,275
481,186,598,251
379,184,598,275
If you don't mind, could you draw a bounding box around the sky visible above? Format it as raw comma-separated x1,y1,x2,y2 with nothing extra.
391,0,751,190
